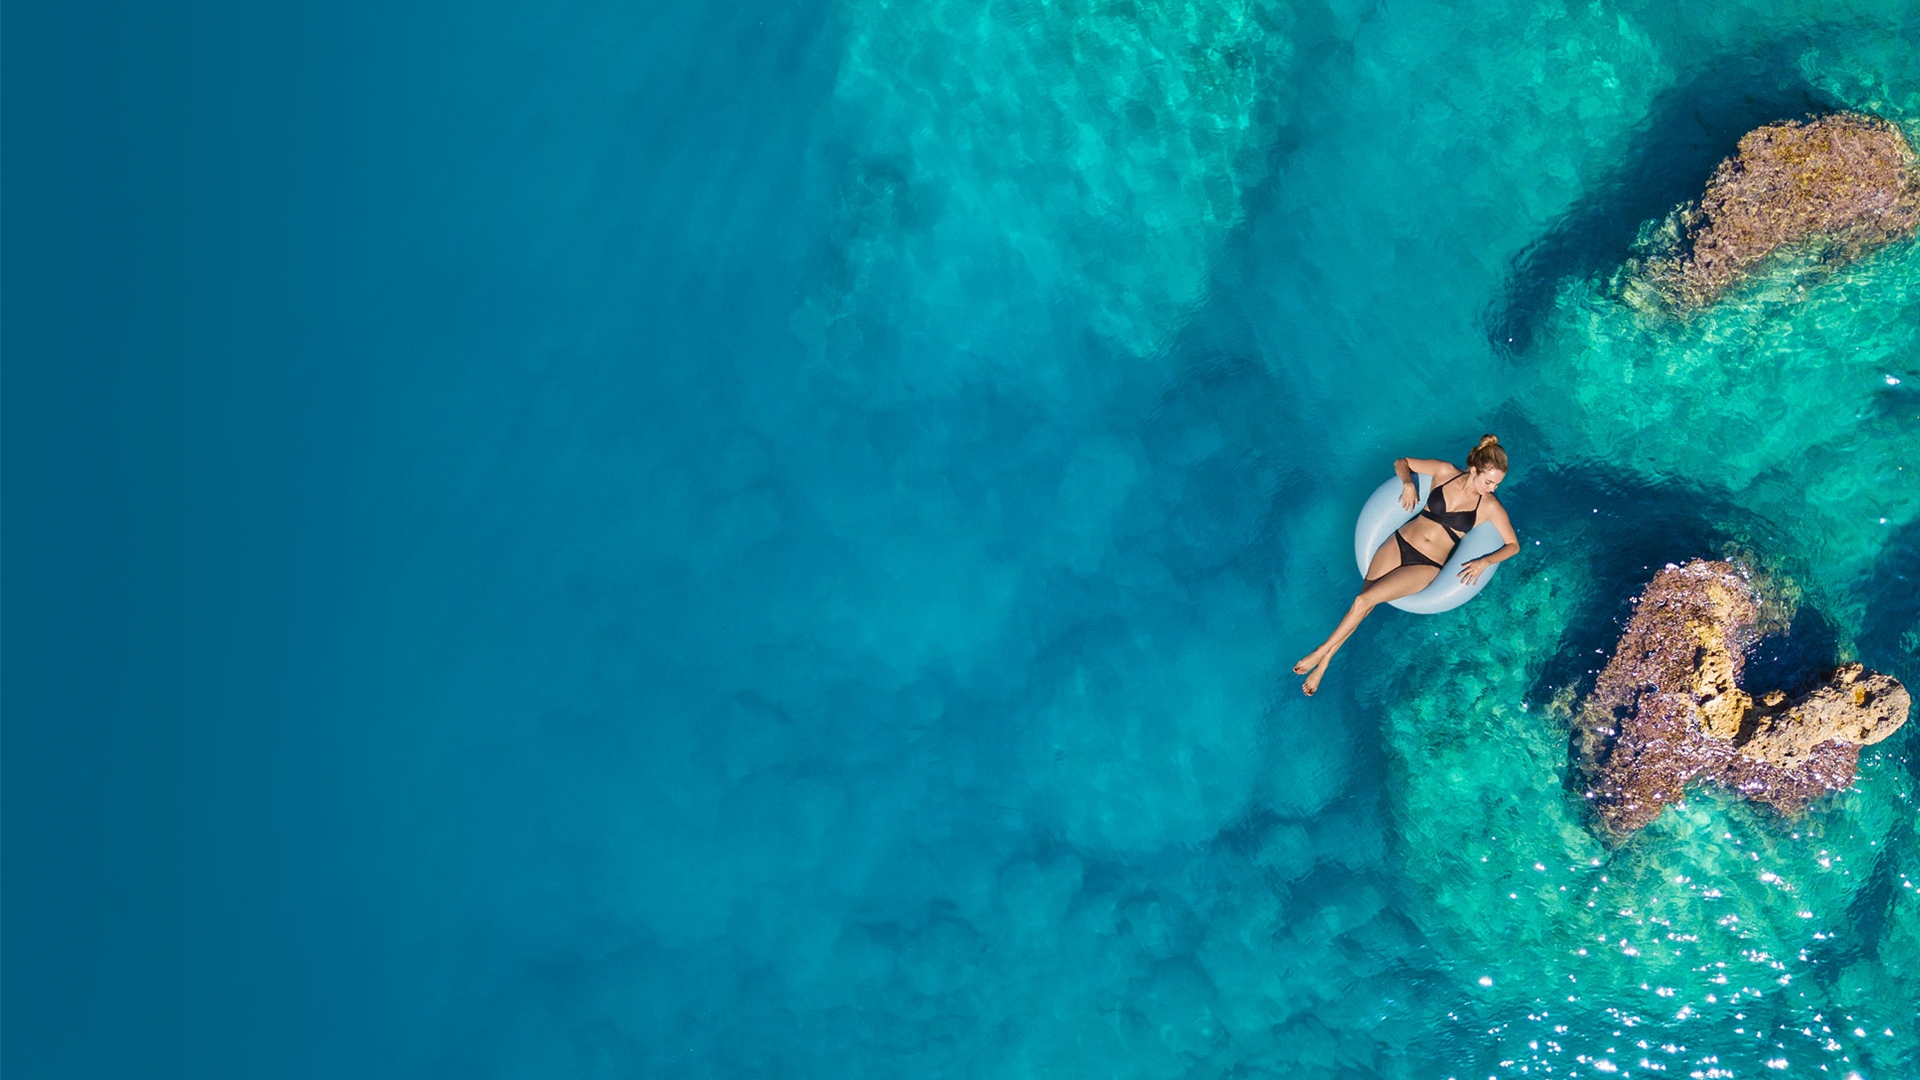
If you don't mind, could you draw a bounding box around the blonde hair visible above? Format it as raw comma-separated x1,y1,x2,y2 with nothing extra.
1467,433,1507,474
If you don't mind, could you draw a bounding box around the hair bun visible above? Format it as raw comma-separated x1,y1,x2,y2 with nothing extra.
1478,434,1499,448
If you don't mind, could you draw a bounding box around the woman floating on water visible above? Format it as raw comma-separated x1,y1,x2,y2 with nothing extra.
1293,434,1520,696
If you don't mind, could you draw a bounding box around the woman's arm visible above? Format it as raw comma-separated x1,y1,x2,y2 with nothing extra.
1457,501,1519,584
1396,456,1454,479
1394,457,1454,509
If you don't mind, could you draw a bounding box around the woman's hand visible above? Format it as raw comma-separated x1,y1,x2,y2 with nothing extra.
1456,559,1487,585
1398,481,1420,511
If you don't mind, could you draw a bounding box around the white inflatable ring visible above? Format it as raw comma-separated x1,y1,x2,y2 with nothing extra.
1353,474,1504,614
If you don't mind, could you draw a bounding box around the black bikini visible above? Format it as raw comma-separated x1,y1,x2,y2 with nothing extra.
1382,473,1480,576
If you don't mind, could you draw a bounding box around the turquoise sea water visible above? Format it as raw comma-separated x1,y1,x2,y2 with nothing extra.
6,0,1918,1076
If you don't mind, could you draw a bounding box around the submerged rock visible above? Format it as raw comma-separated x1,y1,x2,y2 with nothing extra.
1628,112,1920,310
815,0,1300,359
1571,560,1911,837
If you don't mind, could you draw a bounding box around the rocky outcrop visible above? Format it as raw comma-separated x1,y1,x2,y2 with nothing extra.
1571,560,1911,837
1630,112,1920,310
1740,664,1911,769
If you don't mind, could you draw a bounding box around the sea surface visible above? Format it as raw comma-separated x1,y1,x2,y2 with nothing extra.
6,0,1919,1076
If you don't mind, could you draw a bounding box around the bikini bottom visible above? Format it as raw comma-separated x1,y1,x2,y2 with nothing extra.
1365,530,1445,583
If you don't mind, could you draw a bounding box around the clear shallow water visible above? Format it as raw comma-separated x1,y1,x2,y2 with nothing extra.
6,0,1919,1076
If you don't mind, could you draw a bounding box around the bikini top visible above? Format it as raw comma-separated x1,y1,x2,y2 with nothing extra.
1419,472,1481,539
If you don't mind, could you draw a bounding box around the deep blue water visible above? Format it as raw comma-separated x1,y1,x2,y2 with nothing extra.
10,0,849,1073
8,0,1919,1076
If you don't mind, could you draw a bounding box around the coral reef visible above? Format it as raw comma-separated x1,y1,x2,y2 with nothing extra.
1571,560,1911,837
1629,112,1920,310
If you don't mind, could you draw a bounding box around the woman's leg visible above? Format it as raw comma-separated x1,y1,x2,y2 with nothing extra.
1300,563,1440,696
1294,533,1415,674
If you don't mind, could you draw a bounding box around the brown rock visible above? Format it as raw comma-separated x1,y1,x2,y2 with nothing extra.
1741,664,1911,769
1633,112,1920,310
1571,560,1912,837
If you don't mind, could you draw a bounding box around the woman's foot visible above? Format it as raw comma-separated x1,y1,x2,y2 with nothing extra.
1302,663,1327,697
1292,647,1326,675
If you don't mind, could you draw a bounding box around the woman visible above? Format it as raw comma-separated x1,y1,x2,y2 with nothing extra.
1293,434,1520,696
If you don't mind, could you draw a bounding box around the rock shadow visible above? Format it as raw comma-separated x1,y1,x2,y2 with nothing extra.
1858,515,1920,794
1740,605,1844,700
1805,518,1920,977
1807,839,1900,985
1489,45,1842,357
1860,516,1920,673
1520,465,1750,709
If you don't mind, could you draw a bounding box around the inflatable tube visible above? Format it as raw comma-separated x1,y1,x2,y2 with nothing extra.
1353,474,1504,614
